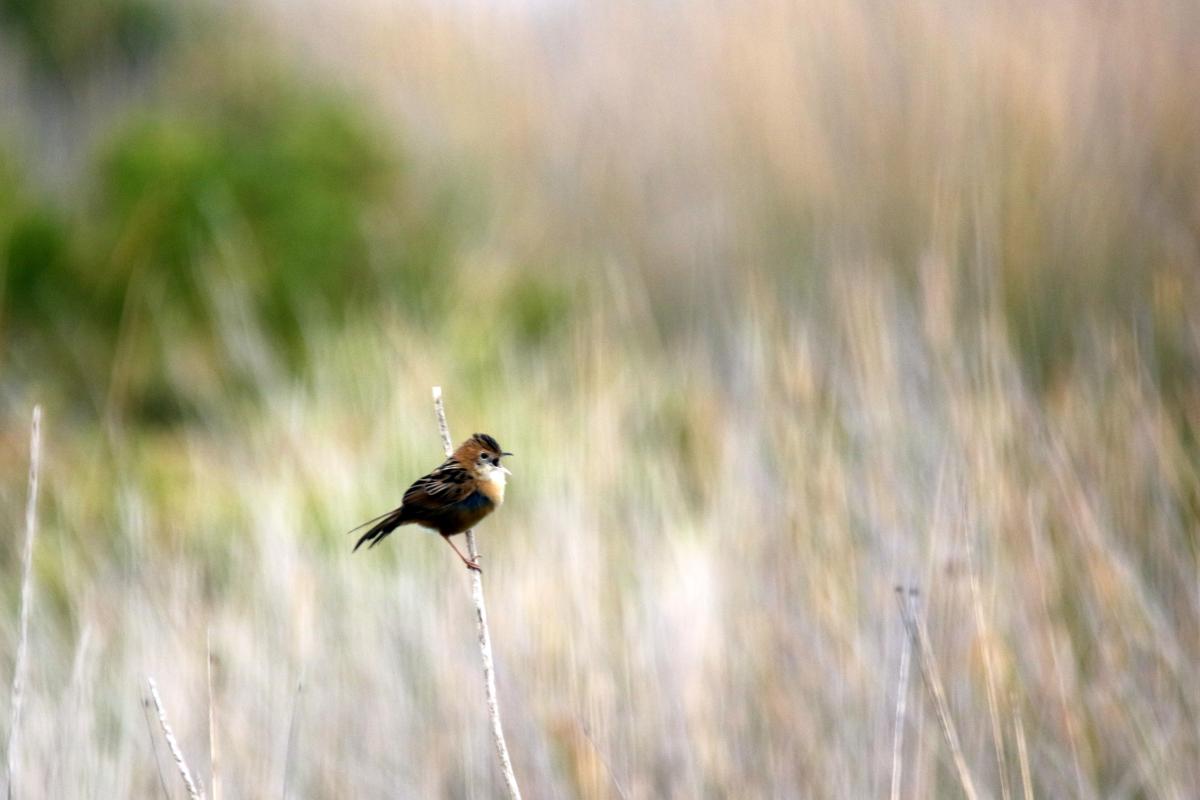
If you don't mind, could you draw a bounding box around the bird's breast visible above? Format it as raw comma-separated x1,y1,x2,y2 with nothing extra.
478,476,506,505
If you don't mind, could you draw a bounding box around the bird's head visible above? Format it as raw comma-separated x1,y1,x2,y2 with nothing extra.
455,433,512,483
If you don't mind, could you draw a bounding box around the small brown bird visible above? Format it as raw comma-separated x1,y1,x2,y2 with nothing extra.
351,433,512,571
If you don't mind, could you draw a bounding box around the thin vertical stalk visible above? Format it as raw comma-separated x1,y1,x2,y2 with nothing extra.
1012,693,1034,800
967,535,1011,800
896,588,981,800
207,631,220,800
431,386,523,800
146,677,203,800
142,696,172,800
281,676,303,800
890,586,914,800
5,406,42,800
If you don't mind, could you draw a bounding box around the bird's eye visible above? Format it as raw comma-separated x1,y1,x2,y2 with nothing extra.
481,453,491,462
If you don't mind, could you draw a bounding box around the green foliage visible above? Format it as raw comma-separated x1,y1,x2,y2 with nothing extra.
504,273,572,345
93,86,397,364
0,44,475,419
5,208,75,318
0,0,172,78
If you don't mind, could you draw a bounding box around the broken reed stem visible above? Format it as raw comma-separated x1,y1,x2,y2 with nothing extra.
431,386,523,800
146,677,204,800
890,587,915,800
5,406,42,800
895,588,980,800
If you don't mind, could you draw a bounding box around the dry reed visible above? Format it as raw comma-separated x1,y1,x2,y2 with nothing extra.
4,406,42,800
146,677,203,800
431,386,523,800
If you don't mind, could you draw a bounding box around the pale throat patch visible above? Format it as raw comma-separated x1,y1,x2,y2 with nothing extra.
479,463,508,501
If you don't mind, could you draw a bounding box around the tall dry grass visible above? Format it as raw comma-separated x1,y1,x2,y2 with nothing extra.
274,0,1200,363
2,0,1199,797
2,267,1197,796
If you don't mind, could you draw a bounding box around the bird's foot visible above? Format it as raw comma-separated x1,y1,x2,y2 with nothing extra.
465,559,483,573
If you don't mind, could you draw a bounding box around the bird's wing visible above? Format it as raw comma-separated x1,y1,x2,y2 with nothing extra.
401,458,477,513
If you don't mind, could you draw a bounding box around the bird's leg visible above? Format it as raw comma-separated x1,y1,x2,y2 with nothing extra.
443,534,482,572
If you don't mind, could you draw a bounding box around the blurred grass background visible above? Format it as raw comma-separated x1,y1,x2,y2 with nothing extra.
1,0,1198,796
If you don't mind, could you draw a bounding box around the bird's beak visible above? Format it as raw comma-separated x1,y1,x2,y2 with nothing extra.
502,451,514,457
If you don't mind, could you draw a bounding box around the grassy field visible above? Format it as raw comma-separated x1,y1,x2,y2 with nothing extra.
1,0,1199,797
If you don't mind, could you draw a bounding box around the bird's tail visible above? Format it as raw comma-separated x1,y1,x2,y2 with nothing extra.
351,507,409,552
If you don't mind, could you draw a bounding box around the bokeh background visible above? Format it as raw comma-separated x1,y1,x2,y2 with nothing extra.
2,0,1199,797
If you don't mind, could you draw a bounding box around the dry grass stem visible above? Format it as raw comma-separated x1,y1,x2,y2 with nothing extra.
146,677,204,800
142,696,172,800
5,406,42,800
1025,503,1090,798
890,586,915,800
1012,693,1034,800
431,386,523,800
896,588,981,800
207,632,220,800
967,535,1011,800
579,721,630,800
281,677,302,800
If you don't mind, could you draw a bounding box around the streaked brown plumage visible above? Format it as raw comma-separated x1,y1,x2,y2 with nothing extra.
351,433,512,570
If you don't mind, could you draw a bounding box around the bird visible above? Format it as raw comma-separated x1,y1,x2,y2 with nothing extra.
350,433,512,571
